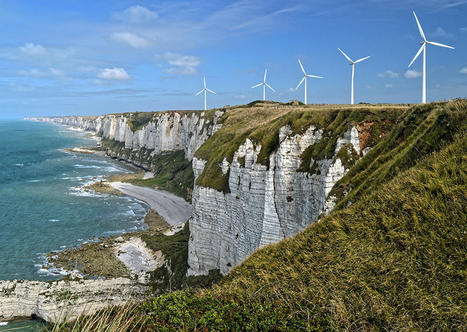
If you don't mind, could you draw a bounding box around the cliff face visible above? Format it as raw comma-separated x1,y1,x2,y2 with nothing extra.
28,103,405,277
188,125,362,275
31,110,224,161
0,278,148,323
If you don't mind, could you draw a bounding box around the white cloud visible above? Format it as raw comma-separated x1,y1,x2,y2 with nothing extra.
461,27,467,32
97,68,130,80
19,67,67,79
111,32,149,48
385,84,393,88
459,67,467,74
431,27,452,38
377,70,399,78
156,53,201,75
405,70,422,79
16,43,73,61
112,5,158,23
19,43,46,56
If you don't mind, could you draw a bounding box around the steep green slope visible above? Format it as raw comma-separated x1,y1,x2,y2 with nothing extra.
54,100,466,331
195,102,408,192
136,100,466,331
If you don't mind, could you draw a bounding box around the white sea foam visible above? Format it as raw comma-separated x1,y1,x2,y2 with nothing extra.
73,164,103,169
15,163,24,166
48,219,60,223
27,179,41,183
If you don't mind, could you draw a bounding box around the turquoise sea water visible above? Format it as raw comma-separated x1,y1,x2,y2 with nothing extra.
0,120,147,281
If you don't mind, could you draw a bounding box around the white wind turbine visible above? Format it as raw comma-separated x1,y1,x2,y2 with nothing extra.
195,76,216,111
251,69,275,101
295,60,323,104
338,48,370,105
408,11,454,104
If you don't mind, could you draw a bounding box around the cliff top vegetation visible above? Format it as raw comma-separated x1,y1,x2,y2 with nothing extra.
53,100,466,331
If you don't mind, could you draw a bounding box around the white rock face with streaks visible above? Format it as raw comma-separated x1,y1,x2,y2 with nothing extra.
0,278,148,323
28,110,224,161
188,126,361,276
28,114,361,279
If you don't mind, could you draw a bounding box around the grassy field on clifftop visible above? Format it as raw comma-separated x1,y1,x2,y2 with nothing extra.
53,100,466,331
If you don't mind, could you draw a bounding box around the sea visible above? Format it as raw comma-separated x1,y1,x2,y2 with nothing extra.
0,120,148,282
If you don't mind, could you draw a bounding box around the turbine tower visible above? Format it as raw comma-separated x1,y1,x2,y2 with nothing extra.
408,11,454,104
195,76,216,111
337,48,370,105
295,60,323,104
251,69,275,101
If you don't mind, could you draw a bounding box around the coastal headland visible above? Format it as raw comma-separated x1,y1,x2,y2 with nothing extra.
6,99,466,329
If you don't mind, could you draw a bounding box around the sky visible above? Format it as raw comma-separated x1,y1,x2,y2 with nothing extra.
0,0,466,118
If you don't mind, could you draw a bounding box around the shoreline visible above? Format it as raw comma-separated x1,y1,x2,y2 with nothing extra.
42,146,192,280
0,142,193,324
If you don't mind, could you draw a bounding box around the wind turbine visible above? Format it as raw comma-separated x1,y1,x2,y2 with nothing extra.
408,11,454,104
295,60,323,104
195,76,216,111
337,48,370,105
251,69,275,101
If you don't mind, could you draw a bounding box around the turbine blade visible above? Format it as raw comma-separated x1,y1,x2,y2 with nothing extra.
206,88,216,94
195,89,204,96
413,11,426,41
203,76,206,88
307,74,323,79
354,56,371,63
251,83,263,88
338,48,353,63
427,41,454,49
295,77,305,90
408,43,425,68
265,83,275,92
298,59,306,74
264,69,267,82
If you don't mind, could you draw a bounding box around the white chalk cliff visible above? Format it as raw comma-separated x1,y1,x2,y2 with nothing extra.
188,125,361,275
28,112,362,277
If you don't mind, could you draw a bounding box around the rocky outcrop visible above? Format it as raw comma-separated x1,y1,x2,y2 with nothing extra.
0,278,149,323
27,110,224,161
27,111,365,277
188,125,361,276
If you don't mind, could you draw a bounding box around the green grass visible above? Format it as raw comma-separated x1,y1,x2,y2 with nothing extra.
134,101,466,331
141,223,222,293
52,100,467,331
128,150,194,201
195,104,407,191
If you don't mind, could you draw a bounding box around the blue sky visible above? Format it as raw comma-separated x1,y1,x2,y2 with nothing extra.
0,0,466,118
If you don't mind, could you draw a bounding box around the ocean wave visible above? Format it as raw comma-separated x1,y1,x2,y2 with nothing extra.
14,163,24,167
73,164,103,169
27,179,41,183
69,190,102,198
65,127,84,132
101,229,126,236
48,219,60,223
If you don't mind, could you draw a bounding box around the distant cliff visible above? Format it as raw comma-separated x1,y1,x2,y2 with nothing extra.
28,109,224,162
28,102,410,276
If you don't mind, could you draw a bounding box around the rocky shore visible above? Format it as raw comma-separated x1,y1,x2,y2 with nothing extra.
0,144,192,323
0,278,149,323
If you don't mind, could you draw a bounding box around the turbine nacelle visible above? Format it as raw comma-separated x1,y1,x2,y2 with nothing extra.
408,11,454,104
251,69,275,101
295,59,323,104
337,48,370,105
195,76,216,111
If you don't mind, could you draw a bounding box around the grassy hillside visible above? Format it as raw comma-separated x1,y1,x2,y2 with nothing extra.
54,100,466,331
195,101,408,192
